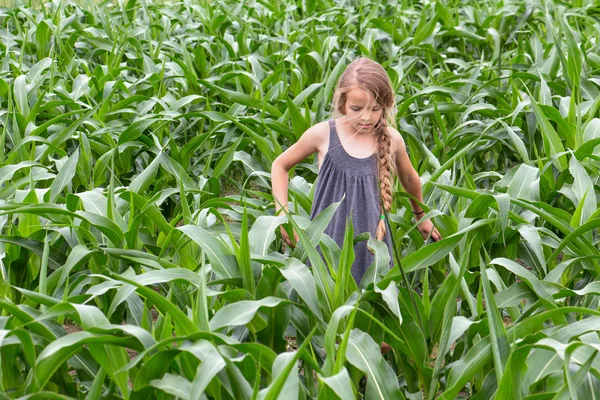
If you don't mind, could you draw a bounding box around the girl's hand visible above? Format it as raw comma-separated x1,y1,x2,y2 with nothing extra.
280,225,299,250
416,218,442,242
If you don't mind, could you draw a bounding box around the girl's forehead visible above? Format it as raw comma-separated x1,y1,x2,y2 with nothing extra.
346,87,378,105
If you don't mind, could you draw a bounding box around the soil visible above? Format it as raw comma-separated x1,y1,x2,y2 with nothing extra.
64,319,82,335
285,336,297,352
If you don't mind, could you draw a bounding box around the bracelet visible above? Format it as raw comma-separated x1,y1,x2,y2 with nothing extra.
413,210,425,215
380,215,385,220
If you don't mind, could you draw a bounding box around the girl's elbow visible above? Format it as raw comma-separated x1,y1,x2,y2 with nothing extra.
410,173,423,188
401,170,421,187
411,170,422,183
272,157,289,173
272,156,282,170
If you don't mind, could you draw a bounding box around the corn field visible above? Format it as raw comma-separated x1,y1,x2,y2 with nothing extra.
0,0,599,398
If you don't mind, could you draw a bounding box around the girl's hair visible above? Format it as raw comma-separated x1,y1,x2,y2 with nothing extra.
330,57,397,243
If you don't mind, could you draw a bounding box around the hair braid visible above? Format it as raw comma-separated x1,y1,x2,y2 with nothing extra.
374,115,394,242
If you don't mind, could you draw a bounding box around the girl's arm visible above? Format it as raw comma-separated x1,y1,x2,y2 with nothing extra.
271,123,326,248
390,127,442,242
390,127,424,212
271,123,325,214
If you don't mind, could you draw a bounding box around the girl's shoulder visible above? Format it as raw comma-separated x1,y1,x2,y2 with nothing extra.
311,119,332,134
386,126,407,154
302,119,331,147
386,125,402,139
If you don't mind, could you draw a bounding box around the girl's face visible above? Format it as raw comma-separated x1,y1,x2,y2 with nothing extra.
342,87,383,133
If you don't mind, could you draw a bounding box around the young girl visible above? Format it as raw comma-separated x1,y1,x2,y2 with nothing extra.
271,57,441,285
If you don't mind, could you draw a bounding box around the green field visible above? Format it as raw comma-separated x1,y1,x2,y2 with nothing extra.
0,0,599,398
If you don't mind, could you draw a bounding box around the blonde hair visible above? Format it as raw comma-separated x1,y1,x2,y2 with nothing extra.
330,57,397,243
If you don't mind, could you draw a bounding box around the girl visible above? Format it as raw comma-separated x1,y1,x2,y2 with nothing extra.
271,57,441,285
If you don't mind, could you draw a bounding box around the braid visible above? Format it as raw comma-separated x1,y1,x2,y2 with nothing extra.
375,115,394,242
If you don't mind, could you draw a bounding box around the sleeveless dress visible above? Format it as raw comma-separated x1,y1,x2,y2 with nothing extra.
308,119,393,284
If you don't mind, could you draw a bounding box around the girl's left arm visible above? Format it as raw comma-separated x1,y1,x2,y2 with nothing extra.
390,128,442,242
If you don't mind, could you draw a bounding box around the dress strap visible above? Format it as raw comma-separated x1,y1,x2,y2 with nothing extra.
328,119,340,148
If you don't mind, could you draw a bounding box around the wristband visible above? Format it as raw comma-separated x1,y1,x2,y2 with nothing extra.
413,210,425,215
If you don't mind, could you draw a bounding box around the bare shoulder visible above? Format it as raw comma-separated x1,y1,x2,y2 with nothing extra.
305,120,329,139
302,120,330,153
387,126,407,152
273,120,329,170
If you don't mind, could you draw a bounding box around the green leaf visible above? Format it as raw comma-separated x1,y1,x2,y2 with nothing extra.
345,329,404,399
248,215,288,256
0,235,67,269
428,252,471,396
286,98,309,140
333,216,356,309
130,152,164,194
35,22,52,59
27,57,52,84
490,258,558,310
506,164,539,202
209,297,288,331
401,219,495,273
238,207,255,294
150,373,192,400
47,103,103,155
480,255,510,384
48,148,79,203
258,325,318,400
569,157,596,226
25,331,137,393
318,368,355,400
0,161,44,186
292,199,343,260
228,116,277,162
118,117,159,145
259,352,299,400
499,121,531,164
213,136,243,178
178,225,241,279
413,8,438,45
186,340,227,397
561,19,582,90
107,273,198,336
529,97,567,171
233,151,270,187
516,225,546,275
439,308,600,399
280,258,322,319
199,79,281,117
14,75,29,118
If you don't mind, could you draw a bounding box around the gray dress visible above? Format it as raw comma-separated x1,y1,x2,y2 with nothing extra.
309,119,393,284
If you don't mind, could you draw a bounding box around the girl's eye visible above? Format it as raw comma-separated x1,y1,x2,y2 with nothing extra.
350,106,380,111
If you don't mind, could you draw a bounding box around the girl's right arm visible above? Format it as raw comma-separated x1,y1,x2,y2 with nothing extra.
271,123,326,247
